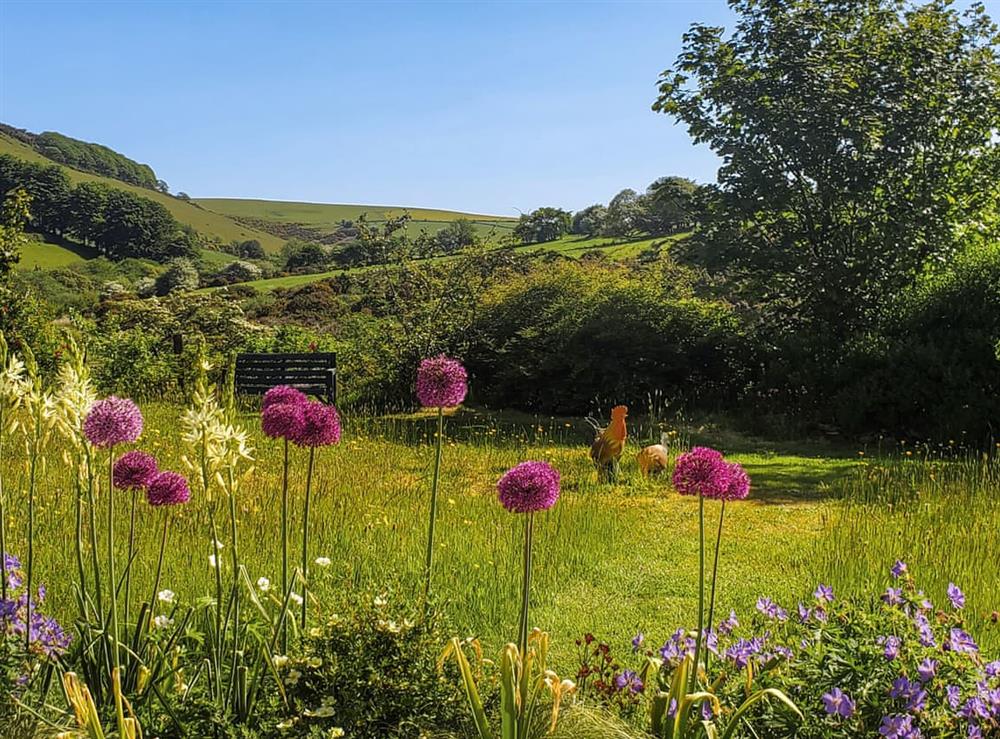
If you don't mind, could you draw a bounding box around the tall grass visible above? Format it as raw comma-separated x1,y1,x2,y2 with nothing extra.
816,451,1000,651
1,403,843,670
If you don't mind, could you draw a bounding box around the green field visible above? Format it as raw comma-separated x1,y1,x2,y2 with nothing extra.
0,133,284,252
196,197,517,239
5,403,996,671
15,235,97,269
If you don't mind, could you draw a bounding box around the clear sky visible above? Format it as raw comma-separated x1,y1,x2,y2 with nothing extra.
0,1,996,217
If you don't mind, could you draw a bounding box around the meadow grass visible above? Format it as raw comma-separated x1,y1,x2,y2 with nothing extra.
2,404,996,674
15,236,97,269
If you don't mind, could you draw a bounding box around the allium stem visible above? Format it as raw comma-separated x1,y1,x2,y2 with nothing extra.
108,450,121,669
518,511,535,659
300,446,315,629
423,407,444,604
85,445,104,620
281,438,289,653
690,493,706,693
705,500,727,676
149,512,170,632
74,470,87,612
124,487,138,632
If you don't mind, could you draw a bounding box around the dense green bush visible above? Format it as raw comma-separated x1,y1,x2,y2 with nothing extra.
466,262,749,414
831,243,1000,440
276,596,470,738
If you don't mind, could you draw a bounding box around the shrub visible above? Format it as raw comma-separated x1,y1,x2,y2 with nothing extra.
155,258,199,294
276,595,470,738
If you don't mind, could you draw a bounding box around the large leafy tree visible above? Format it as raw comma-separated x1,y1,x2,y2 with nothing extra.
654,0,1000,336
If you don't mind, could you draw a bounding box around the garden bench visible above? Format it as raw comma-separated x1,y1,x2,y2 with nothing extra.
234,352,337,405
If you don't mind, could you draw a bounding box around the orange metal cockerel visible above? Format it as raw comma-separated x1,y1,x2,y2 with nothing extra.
589,405,628,483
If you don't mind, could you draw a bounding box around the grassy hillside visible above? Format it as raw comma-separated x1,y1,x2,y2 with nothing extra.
0,133,284,252
213,233,680,293
17,235,97,269
196,197,517,239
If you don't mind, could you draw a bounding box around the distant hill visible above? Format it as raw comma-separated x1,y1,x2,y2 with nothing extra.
0,123,162,190
195,198,517,241
0,131,284,253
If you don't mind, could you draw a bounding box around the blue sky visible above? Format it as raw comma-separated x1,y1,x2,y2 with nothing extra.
0,1,996,217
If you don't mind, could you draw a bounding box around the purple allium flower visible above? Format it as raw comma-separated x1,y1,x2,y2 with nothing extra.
756,596,788,621
717,610,739,635
891,560,908,579
614,670,643,694
947,686,962,709
497,461,560,513
262,400,305,441
416,355,468,408
917,658,937,683
823,688,856,718
146,471,191,507
112,451,158,490
946,628,978,656
878,714,921,739
262,385,308,411
947,583,966,610
291,401,341,448
883,587,904,606
631,632,644,652
83,396,143,448
671,447,729,498
719,461,751,500
814,584,834,604
879,635,902,660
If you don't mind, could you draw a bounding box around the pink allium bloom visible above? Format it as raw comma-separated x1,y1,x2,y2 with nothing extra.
84,396,143,448
113,451,159,490
291,401,341,448
262,385,308,411
416,355,468,408
497,461,561,513
262,401,305,441
672,446,729,498
146,471,191,507
716,461,751,501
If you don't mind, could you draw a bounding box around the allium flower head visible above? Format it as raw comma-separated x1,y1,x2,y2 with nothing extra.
291,401,341,448
672,447,729,498
146,471,191,507
262,385,308,411
416,355,468,408
84,396,143,448
262,401,305,441
720,461,751,500
497,461,560,513
113,451,159,490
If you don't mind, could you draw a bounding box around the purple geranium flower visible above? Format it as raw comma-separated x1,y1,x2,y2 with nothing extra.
879,635,902,660
497,461,560,513
883,587,904,606
631,632,644,652
878,714,921,739
947,583,966,610
917,658,937,683
717,610,739,635
946,628,978,656
756,596,788,621
823,687,856,718
891,560,908,579
614,669,643,694
814,584,834,604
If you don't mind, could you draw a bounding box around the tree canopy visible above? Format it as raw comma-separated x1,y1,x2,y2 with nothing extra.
654,0,1000,336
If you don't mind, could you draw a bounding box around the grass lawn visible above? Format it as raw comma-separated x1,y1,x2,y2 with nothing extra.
19,402,994,676
15,235,97,269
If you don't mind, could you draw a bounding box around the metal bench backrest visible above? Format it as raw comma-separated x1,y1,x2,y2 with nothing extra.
234,352,337,405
